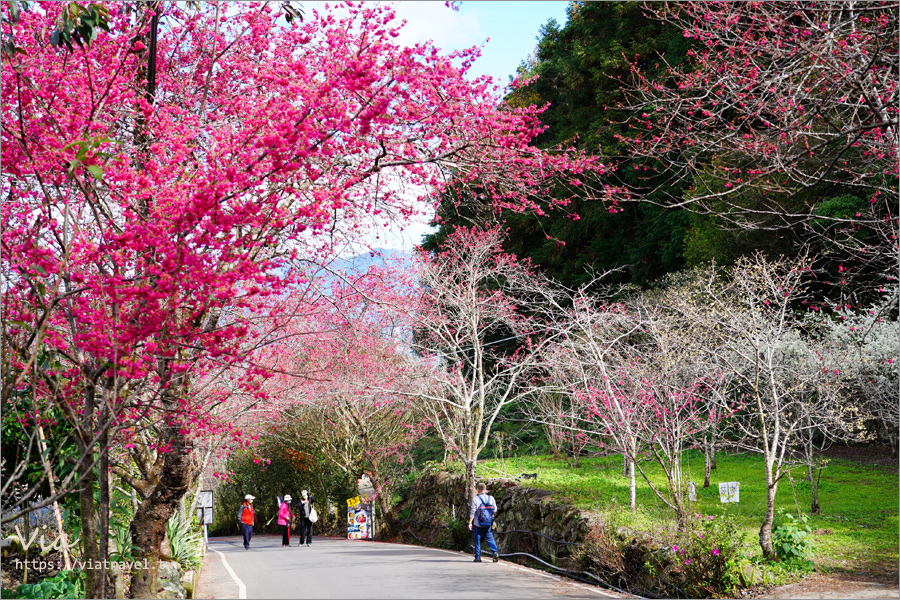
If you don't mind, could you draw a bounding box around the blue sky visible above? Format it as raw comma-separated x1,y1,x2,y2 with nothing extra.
389,1,570,84
390,2,572,250
302,2,570,85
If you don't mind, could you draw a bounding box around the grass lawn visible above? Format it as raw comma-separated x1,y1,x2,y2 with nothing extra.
476,449,899,571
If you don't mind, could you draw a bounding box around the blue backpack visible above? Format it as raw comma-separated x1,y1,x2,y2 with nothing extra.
476,494,495,527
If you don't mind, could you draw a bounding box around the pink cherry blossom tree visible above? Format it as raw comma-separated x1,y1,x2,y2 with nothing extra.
534,300,645,509
537,288,734,525
624,1,898,280
2,1,609,595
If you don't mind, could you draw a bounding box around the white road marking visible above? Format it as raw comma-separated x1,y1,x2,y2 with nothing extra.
214,549,246,599
577,582,621,597
508,564,557,580
502,558,621,597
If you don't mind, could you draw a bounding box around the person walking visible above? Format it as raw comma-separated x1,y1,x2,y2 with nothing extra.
468,482,499,563
278,495,295,547
237,494,256,550
297,490,315,547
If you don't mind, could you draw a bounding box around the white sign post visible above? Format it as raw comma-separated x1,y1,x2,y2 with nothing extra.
688,482,697,502
197,490,214,548
718,481,740,503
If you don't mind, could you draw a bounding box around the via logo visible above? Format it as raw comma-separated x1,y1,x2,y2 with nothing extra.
8,525,80,556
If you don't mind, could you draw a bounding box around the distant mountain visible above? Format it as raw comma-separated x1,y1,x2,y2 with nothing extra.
333,247,414,274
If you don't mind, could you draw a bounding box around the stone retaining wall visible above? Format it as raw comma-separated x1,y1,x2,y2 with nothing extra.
403,471,588,564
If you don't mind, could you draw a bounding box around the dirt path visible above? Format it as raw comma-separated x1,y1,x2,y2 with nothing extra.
756,570,899,599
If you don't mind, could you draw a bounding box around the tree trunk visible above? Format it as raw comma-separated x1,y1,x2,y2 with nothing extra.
546,425,562,459
80,455,101,597
129,389,193,598
626,436,637,510
810,466,822,514
368,467,396,536
670,450,686,529
99,426,110,600
80,385,102,599
709,421,718,470
464,460,477,511
805,427,815,482
628,458,636,511
759,459,778,560
703,438,712,488
569,428,580,468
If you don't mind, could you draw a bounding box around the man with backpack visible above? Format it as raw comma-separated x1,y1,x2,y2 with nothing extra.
468,482,499,563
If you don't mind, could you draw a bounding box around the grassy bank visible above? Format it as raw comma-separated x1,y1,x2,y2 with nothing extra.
476,450,898,570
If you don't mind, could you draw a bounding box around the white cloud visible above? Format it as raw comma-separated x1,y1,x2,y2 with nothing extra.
387,1,485,53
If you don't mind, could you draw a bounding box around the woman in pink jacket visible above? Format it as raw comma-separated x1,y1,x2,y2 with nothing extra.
278,495,295,547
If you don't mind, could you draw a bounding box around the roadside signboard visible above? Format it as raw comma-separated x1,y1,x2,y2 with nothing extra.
197,490,214,549
347,497,372,540
718,481,740,503
197,490,214,524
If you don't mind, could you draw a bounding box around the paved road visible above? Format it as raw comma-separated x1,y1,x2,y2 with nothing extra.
196,535,629,599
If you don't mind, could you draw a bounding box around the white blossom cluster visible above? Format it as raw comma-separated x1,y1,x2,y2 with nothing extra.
806,283,899,439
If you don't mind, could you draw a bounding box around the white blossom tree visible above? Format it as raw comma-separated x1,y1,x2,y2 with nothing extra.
534,280,734,525
682,255,867,558
808,283,899,457
409,226,565,503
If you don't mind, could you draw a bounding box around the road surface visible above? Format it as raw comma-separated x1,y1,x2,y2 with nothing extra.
196,535,630,599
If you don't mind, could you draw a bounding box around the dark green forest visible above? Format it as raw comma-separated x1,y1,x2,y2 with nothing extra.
425,1,893,299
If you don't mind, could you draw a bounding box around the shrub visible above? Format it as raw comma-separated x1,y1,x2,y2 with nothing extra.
9,570,84,599
673,513,747,598
573,522,628,583
166,515,204,571
772,510,813,566
446,518,472,552
573,514,673,597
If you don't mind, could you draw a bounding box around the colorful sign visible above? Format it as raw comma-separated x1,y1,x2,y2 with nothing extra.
347,502,372,540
